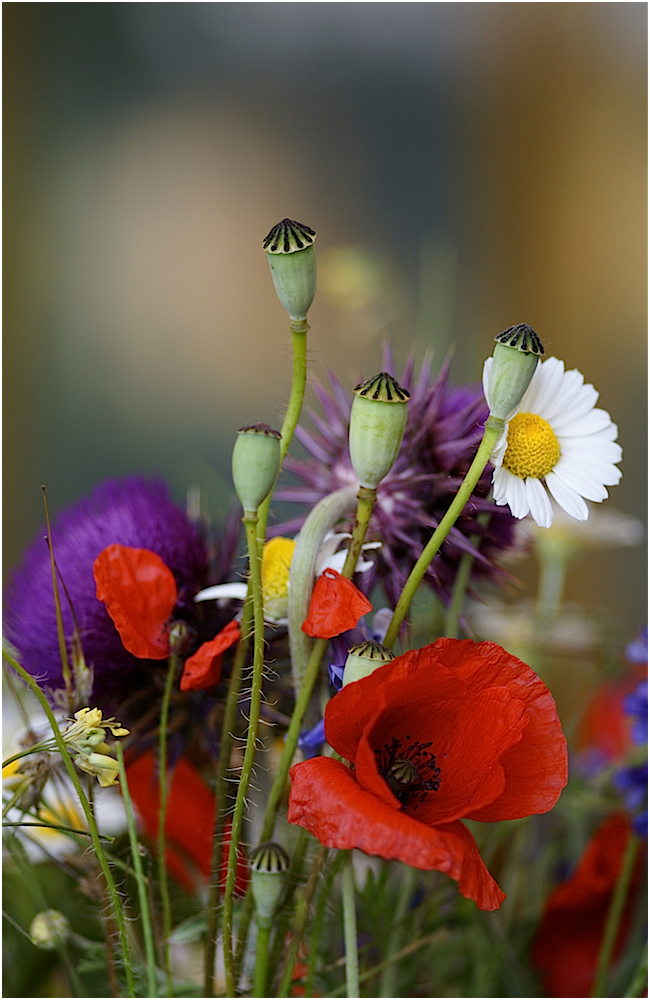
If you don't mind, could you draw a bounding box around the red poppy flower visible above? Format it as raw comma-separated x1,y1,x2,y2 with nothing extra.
180,618,241,692
125,750,248,895
94,545,177,659
94,543,240,691
531,814,643,997
288,638,568,911
301,568,373,639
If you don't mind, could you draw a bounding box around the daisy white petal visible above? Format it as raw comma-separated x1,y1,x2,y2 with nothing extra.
546,472,589,521
525,477,553,528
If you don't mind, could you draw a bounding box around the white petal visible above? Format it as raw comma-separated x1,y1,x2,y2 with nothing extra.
546,380,598,427
525,477,554,527
482,358,493,409
491,466,510,503
558,408,616,437
546,472,589,521
552,462,609,502
194,583,247,603
503,471,530,519
522,357,565,415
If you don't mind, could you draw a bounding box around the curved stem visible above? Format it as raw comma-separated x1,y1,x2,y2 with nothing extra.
116,742,158,998
591,832,641,998
383,419,502,650
2,649,135,997
342,851,360,998
222,513,267,996
157,654,178,997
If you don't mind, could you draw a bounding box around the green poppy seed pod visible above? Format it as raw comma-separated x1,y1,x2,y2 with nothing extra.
349,373,410,489
487,323,544,421
232,423,282,515
263,218,317,323
249,841,290,928
29,910,70,950
343,639,395,687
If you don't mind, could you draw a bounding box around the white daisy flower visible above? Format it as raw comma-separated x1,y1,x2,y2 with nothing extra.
482,356,622,528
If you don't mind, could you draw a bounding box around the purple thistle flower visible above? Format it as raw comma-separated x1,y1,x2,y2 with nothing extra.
4,477,210,702
275,349,519,607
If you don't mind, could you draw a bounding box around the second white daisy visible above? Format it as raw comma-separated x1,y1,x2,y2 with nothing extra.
483,356,622,528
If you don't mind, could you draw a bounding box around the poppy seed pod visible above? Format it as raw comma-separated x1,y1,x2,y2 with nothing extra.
343,639,395,686
349,373,410,489
487,323,544,421
249,841,290,928
263,218,317,322
232,424,282,515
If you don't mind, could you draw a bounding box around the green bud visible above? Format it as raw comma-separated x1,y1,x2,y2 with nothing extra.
232,423,282,515
249,841,290,928
343,640,395,687
30,910,70,950
487,323,544,421
168,620,194,656
349,373,409,490
263,218,317,322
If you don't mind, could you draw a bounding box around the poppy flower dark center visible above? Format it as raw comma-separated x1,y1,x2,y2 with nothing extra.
375,735,441,809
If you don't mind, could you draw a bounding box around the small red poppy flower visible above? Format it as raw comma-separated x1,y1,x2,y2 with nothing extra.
94,544,177,659
180,619,241,692
288,638,568,911
301,568,373,639
531,814,643,997
125,750,249,896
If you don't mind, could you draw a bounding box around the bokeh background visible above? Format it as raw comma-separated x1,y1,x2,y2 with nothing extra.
4,2,647,629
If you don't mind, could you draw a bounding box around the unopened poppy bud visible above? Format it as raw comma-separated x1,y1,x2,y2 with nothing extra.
232,423,282,515
349,373,409,489
487,323,544,421
343,639,395,686
30,910,70,950
249,841,290,928
263,218,317,323
168,620,194,657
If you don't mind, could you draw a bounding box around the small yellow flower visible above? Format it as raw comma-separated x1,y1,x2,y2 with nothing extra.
61,707,129,755
74,751,120,788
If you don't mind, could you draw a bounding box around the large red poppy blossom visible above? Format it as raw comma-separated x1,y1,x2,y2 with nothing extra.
301,568,373,639
125,750,248,895
94,543,240,690
288,638,568,911
531,814,643,998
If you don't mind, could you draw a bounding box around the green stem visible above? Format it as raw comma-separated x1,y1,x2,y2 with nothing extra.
222,513,267,997
378,864,416,997
2,649,135,997
305,850,346,997
278,843,329,997
383,419,502,650
342,851,360,998
341,487,376,580
624,951,648,998
116,742,158,998
254,923,272,997
257,321,308,545
203,600,252,997
591,833,641,998
157,654,178,998
42,488,72,699
444,512,491,639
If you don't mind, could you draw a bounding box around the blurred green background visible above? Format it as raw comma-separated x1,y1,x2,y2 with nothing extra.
3,3,647,628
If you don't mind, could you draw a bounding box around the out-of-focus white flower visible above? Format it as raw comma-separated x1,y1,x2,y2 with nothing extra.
483,356,622,528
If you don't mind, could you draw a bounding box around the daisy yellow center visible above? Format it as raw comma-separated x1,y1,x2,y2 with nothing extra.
261,537,296,605
503,412,561,480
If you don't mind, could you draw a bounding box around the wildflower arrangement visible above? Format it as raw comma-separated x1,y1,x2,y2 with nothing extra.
3,217,645,999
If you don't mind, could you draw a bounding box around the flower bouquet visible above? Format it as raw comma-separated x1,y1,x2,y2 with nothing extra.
3,219,646,998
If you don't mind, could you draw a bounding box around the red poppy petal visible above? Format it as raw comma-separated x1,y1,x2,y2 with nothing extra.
354,686,526,824
302,569,373,639
428,640,568,820
125,751,249,895
94,544,177,659
180,619,240,692
288,757,505,910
